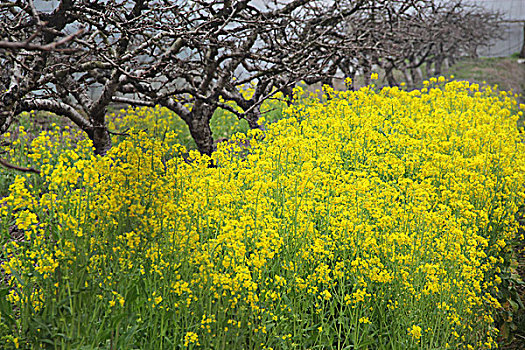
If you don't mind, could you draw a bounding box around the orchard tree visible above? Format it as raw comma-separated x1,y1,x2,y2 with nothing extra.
1,0,370,156
319,0,501,89
113,0,373,155
0,0,503,158
0,0,162,155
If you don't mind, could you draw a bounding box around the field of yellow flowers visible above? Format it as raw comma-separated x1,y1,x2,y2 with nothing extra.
1,79,524,349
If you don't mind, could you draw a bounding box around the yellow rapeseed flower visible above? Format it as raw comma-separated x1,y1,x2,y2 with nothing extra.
408,325,422,340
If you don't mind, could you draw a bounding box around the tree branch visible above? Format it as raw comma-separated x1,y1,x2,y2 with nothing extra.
0,158,40,175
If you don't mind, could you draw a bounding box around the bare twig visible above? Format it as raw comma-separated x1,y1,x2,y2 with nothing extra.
0,158,40,175
0,28,85,52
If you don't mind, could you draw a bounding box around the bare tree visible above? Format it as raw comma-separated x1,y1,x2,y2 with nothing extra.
1,0,168,155
0,0,504,158
386,0,501,84
1,0,370,156
323,0,501,89
424,1,502,76
115,0,374,155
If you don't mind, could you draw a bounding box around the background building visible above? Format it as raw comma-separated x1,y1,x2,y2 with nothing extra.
468,0,525,57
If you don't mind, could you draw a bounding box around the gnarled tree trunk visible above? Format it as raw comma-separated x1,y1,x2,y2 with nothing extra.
90,126,112,156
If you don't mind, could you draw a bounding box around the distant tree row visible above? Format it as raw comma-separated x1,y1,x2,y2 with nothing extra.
0,0,501,157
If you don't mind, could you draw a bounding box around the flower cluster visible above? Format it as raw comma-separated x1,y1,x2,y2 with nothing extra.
1,80,524,349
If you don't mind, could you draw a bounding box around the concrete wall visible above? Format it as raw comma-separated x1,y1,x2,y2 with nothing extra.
465,0,525,57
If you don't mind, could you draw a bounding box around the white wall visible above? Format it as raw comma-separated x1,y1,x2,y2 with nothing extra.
465,0,525,57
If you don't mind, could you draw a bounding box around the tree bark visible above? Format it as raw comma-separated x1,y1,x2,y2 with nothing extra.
362,64,371,87
442,57,450,75
434,56,442,76
245,110,264,131
187,109,215,156
338,59,356,91
321,76,333,88
385,66,398,87
401,68,414,89
19,98,112,156
410,67,423,86
91,126,112,156
426,59,434,77
281,85,294,105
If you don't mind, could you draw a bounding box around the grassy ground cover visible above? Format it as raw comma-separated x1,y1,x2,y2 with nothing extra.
1,79,525,349
447,57,525,103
